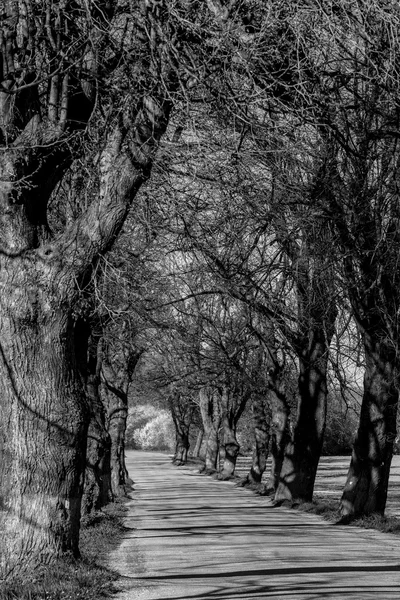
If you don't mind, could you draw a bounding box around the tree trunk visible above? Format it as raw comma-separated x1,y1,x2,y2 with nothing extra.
340,337,398,518
170,393,193,465
267,389,290,493
83,369,113,514
0,303,88,577
0,1,175,578
103,383,130,496
247,394,271,484
83,400,113,515
219,424,239,479
75,319,113,516
199,387,221,473
101,339,140,497
219,386,241,480
192,429,204,458
174,427,190,464
274,331,331,503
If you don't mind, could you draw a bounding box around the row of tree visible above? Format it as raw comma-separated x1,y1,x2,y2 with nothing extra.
1,0,400,580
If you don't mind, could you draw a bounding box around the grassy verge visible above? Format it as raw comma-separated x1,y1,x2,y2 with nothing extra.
0,501,127,600
298,494,400,534
178,456,400,537
237,479,400,535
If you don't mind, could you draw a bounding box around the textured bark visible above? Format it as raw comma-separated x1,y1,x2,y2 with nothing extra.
102,389,129,495
174,429,190,464
199,387,221,472
102,341,140,497
0,277,89,576
84,400,113,515
219,386,241,480
192,429,204,458
247,394,271,484
170,393,194,465
340,336,398,518
76,320,113,515
106,392,129,494
267,388,291,493
274,329,332,503
272,217,337,503
0,1,174,577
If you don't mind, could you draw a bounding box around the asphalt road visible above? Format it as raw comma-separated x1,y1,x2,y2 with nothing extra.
108,451,400,599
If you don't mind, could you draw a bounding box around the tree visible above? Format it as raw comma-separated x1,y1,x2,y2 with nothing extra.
169,391,195,464
101,321,142,496
231,0,400,516
117,0,400,516
263,0,400,517
199,386,222,473
166,105,337,500
0,0,179,577
76,314,113,516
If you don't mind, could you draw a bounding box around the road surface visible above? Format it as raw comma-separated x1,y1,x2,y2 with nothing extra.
108,451,400,599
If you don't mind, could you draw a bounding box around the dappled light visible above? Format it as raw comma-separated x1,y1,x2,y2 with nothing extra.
108,452,400,599
3,0,400,591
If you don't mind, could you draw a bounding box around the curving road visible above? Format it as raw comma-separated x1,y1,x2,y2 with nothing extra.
108,451,400,599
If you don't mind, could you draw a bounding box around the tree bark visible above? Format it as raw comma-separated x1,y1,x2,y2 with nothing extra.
0,294,88,576
192,429,204,458
170,393,194,465
84,396,113,515
105,388,130,495
219,386,241,480
267,388,291,493
102,339,140,497
247,393,271,484
92,414,113,507
173,427,190,464
271,215,337,504
340,336,398,518
76,320,113,516
0,0,175,579
199,387,221,473
274,326,333,503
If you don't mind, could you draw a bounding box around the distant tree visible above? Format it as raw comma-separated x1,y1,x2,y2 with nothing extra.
169,391,195,465
101,322,142,496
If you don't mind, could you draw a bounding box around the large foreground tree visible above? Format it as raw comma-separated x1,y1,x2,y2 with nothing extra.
0,0,180,577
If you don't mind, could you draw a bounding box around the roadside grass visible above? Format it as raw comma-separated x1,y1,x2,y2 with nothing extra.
349,512,400,534
295,495,342,523
0,501,127,600
280,494,400,536
187,455,400,537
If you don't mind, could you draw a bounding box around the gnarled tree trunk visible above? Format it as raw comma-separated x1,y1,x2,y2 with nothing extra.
192,429,204,458
272,217,337,504
170,393,194,465
0,283,89,576
274,328,332,503
199,387,221,473
340,335,398,518
102,337,140,497
246,393,272,485
267,389,290,493
173,427,190,464
76,319,113,516
219,386,242,480
0,3,174,578
84,401,113,515
104,388,130,494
